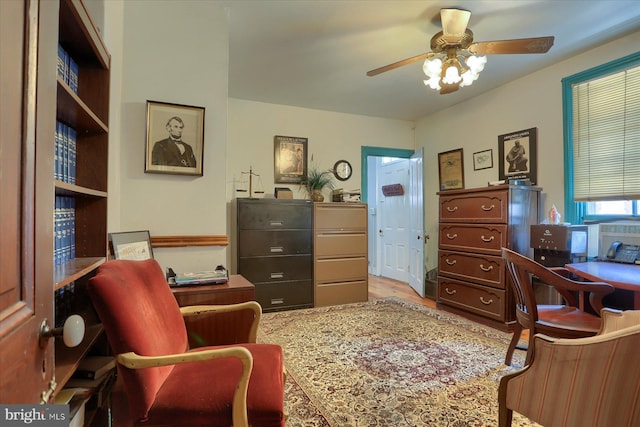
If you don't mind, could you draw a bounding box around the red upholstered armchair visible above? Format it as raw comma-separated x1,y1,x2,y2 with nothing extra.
87,259,285,427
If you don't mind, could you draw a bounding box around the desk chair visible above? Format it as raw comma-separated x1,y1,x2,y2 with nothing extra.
498,308,640,427
502,248,614,366
87,259,285,427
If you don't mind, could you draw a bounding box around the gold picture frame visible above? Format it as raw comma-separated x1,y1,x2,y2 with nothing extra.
438,148,465,191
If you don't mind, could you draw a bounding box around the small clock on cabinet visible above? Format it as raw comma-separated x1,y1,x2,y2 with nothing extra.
333,160,352,181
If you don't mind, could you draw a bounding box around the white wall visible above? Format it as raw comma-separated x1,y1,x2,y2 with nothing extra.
111,0,229,273
416,30,640,273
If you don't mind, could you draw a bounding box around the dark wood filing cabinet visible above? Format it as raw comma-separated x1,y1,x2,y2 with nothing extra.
436,185,540,330
236,198,314,312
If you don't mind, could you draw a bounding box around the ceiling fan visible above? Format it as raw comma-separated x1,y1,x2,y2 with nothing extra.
367,8,554,94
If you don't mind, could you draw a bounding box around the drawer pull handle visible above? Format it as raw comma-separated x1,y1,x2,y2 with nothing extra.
480,297,493,305
270,272,284,279
446,233,458,240
446,206,458,212
445,287,456,295
270,246,284,253
270,220,284,227
446,259,457,265
480,235,495,242
271,298,284,305
479,264,493,272
481,204,495,211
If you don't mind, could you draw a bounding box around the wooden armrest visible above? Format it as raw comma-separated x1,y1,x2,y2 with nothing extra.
180,301,262,342
535,267,615,312
117,346,253,427
599,308,640,334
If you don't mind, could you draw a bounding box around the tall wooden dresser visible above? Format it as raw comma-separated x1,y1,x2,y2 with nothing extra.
436,185,540,330
314,203,368,307
236,198,314,312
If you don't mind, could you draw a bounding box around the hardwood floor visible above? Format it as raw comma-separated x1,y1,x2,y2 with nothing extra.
368,275,436,309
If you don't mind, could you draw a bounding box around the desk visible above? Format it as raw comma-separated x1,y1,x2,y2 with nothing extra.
171,274,256,346
565,262,640,309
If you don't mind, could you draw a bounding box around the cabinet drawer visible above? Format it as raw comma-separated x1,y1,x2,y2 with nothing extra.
437,276,507,321
238,200,312,230
315,204,366,230
315,257,368,282
256,280,313,312
439,190,508,223
438,224,507,255
239,230,311,256
315,280,368,307
238,255,312,283
315,233,366,257
438,250,505,289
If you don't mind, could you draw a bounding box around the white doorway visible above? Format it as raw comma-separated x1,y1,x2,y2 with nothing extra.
362,147,424,296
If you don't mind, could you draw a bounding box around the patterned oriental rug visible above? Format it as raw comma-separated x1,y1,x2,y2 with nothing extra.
259,297,541,427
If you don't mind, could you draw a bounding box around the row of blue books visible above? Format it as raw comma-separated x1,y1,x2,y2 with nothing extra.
57,44,79,93
56,121,77,184
55,196,76,266
55,282,75,328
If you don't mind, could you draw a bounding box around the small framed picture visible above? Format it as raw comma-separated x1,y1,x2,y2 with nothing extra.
145,100,205,176
438,148,465,191
498,127,537,184
108,230,154,260
274,135,308,184
473,149,493,171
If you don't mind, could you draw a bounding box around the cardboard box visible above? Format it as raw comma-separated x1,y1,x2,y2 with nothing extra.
275,187,293,199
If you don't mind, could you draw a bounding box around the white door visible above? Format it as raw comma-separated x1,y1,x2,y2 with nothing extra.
379,159,410,282
408,149,425,296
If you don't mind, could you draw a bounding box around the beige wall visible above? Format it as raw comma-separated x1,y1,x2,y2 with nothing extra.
416,30,640,272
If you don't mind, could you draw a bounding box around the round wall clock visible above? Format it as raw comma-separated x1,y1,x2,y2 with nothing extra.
333,160,352,181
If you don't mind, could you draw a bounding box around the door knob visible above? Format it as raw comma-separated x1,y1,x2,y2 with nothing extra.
39,314,85,348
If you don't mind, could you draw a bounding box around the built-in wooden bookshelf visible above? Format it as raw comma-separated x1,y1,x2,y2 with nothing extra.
53,0,111,407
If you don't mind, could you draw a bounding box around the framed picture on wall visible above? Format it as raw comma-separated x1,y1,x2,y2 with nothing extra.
145,100,205,176
274,135,308,184
473,149,493,171
108,230,154,260
498,127,537,184
438,148,465,190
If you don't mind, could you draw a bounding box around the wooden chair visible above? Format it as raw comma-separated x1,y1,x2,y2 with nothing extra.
498,308,640,427
87,259,285,427
501,248,614,366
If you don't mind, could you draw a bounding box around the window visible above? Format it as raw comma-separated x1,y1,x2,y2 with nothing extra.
562,52,640,223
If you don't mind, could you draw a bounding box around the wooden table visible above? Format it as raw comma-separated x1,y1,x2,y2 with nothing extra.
565,262,640,309
171,274,256,347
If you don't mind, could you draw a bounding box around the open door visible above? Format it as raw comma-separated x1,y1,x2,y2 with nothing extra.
408,148,425,296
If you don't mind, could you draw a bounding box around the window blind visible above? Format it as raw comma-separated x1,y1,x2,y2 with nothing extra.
572,65,640,201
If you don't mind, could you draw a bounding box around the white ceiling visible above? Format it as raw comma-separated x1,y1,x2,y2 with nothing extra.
224,0,640,121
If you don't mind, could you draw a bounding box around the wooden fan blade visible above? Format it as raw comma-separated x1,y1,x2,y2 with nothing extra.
468,36,554,55
441,8,471,43
367,52,434,77
440,81,460,95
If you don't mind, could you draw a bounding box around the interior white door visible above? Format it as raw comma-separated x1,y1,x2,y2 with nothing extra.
379,159,410,282
408,148,425,296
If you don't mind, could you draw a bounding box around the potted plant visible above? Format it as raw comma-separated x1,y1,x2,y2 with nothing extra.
301,164,334,202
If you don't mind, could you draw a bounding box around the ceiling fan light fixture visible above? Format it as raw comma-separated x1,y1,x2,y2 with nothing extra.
423,75,441,90
466,54,487,74
442,59,462,85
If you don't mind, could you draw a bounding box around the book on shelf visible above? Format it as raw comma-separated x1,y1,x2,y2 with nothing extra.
72,356,116,381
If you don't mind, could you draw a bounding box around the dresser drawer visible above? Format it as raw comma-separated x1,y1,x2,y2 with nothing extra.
255,280,313,312
314,204,367,231
238,255,312,283
437,276,507,321
315,257,367,282
238,200,312,230
438,224,507,255
315,233,366,257
438,250,505,289
439,190,508,223
239,230,311,256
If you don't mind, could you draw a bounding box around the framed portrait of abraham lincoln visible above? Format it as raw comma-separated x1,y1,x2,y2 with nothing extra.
498,127,537,184
145,100,205,176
